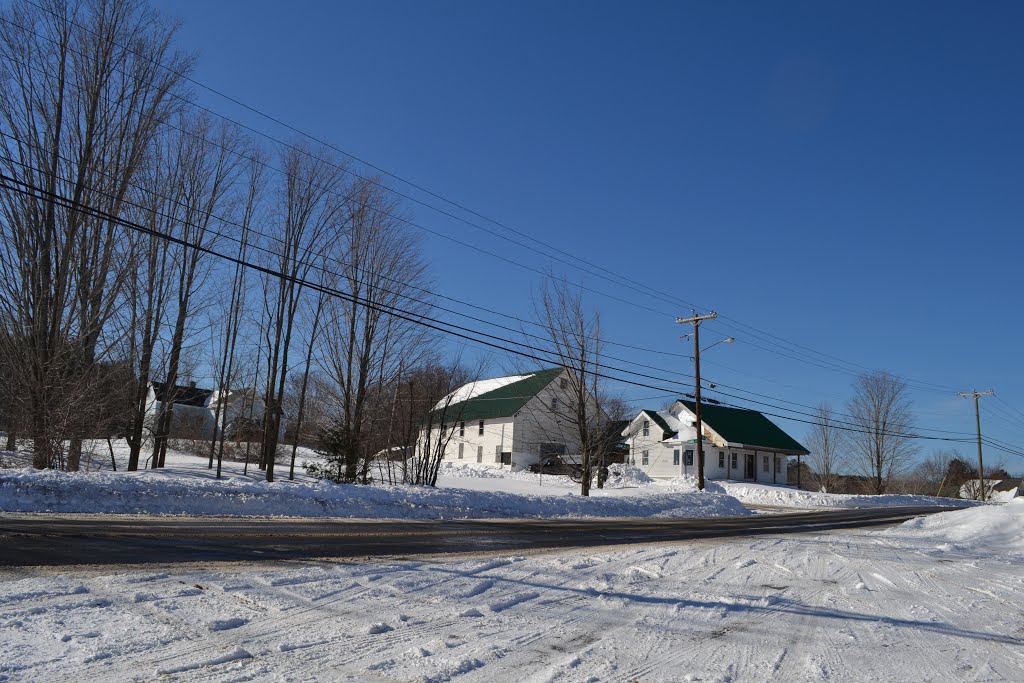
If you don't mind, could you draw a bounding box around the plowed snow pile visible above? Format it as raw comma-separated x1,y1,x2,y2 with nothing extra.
0,466,749,519
881,497,1024,553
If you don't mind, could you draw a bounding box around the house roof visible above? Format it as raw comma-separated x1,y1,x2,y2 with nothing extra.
431,368,563,422
151,381,213,408
676,400,808,454
641,410,678,439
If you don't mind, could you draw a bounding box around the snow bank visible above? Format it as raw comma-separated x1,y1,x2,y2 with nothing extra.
717,481,982,509
603,463,654,488
882,497,1024,554
0,467,750,520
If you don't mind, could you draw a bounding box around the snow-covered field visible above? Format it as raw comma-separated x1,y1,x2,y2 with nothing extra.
2,501,1021,682
0,446,749,520
0,442,982,521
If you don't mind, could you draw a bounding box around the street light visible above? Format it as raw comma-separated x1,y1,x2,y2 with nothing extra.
684,336,735,359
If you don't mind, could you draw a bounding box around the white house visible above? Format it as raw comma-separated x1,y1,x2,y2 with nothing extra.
621,399,808,483
145,382,280,440
421,367,591,471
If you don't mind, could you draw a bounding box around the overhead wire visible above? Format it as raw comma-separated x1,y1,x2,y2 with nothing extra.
3,170,1013,452
5,3,967,401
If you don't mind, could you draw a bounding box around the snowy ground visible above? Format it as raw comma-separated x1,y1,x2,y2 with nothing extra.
1,442,982,521
2,501,1022,682
0,445,748,519
713,481,984,510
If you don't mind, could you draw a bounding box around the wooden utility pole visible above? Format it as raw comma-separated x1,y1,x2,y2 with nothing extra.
959,389,993,501
676,311,718,491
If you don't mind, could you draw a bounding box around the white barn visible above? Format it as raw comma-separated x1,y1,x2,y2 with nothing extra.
622,399,808,483
421,368,592,471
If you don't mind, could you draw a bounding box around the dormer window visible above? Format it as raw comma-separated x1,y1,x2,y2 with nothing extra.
642,420,650,437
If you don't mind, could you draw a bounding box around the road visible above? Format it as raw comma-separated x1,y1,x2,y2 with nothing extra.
0,506,956,567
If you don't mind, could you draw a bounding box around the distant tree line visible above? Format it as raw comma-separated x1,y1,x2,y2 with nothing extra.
799,371,1013,497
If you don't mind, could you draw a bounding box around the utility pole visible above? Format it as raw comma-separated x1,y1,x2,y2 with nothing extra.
959,389,993,501
676,310,718,491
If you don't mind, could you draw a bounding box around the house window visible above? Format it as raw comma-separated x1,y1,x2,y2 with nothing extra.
459,421,465,437
642,450,649,466
477,445,483,463
718,452,725,469
731,453,737,469
673,449,680,466
478,420,485,436
551,397,559,411
684,450,693,466
642,420,650,437
560,377,568,389
458,443,464,459
763,455,769,472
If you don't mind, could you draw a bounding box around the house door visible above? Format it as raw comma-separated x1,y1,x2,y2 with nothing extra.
744,453,755,480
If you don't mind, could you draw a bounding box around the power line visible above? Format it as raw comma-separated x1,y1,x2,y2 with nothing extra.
6,145,981,443
4,3,965,401
2,172,1005,451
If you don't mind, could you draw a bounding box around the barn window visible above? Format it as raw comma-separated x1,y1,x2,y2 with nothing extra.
479,420,485,435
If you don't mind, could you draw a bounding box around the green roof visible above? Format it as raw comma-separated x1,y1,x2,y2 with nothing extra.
641,410,677,439
677,400,808,454
432,368,564,422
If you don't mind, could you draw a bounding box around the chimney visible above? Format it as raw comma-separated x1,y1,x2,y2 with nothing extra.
188,381,196,389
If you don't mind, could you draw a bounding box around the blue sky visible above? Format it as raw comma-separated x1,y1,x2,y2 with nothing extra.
153,0,1024,472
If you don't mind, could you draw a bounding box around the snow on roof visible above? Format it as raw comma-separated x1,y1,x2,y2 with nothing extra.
433,373,535,411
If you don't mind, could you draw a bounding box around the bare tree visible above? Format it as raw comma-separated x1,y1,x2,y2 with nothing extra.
0,0,190,469
528,278,607,497
260,146,347,482
805,402,844,492
318,177,433,484
847,372,917,494
150,116,242,469
287,271,331,480
208,151,263,478
905,449,957,497
406,362,473,487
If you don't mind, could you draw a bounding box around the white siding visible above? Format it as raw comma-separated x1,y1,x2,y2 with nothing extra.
436,416,515,468
512,372,591,469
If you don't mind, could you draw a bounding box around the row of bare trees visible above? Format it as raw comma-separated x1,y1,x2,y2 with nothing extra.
805,372,918,494
804,371,1014,497
0,0,451,481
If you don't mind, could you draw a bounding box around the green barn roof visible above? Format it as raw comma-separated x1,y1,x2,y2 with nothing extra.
432,368,564,422
677,400,808,454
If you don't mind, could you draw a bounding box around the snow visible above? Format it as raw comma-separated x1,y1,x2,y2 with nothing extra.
3,507,1022,682
433,373,535,410
880,497,1024,554
0,447,749,520
716,480,983,510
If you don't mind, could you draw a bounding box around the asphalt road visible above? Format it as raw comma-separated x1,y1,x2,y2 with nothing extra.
0,506,958,567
